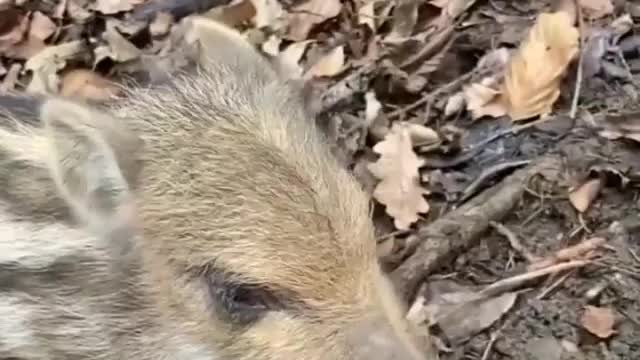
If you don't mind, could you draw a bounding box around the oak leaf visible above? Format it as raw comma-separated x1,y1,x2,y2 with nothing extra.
368,123,430,230
287,0,342,41
503,11,579,121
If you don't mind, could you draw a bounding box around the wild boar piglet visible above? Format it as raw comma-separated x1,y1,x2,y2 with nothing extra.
0,18,429,360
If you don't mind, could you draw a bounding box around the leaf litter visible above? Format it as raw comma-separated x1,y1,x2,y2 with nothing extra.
2,0,640,359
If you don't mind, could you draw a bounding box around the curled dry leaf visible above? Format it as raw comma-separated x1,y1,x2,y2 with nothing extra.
305,45,345,78
463,77,508,120
503,11,579,121
581,306,616,339
287,0,342,41
579,0,614,20
60,69,122,101
365,91,382,126
368,122,429,230
358,1,376,31
444,92,465,117
568,178,602,213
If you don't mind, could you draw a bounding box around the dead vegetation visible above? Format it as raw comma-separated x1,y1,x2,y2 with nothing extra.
1,0,640,359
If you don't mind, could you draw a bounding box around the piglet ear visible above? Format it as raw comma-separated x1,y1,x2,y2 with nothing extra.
39,98,141,236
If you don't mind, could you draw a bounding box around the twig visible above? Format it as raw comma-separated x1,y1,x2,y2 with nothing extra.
386,70,477,119
480,331,500,360
490,221,539,262
391,155,563,301
569,0,585,119
478,260,590,299
528,237,605,271
536,268,577,299
458,160,531,203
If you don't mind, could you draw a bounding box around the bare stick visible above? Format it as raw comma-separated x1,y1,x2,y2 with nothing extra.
569,0,585,119
490,221,539,262
528,237,605,271
479,260,590,299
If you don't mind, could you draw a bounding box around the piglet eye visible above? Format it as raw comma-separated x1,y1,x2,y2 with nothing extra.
229,285,272,311
205,272,283,326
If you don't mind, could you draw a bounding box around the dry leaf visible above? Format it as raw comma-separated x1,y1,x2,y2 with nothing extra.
503,11,579,121
287,0,342,41
93,0,145,14
277,40,312,78
358,1,376,31
569,178,602,212
0,9,28,53
305,45,345,78
261,35,281,56
463,77,508,119
24,40,86,94
579,0,613,20
95,21,142,65
60,69,122,101
405,123,439,145
368,123,429,230
581,306,616,339
29,11,56,41
597,112,640,143
444,92,465,117
250,0,284,29
365,91,382,126
438,292,518,344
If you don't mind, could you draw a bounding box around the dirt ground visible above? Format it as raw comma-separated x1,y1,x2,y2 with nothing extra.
1,0,640,359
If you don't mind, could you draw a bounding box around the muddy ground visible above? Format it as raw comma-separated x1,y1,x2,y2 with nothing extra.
1,0,640,359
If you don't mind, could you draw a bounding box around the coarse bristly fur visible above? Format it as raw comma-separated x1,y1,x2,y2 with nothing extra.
0,17,431,360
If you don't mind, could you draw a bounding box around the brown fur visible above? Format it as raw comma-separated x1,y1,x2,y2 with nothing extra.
0,18,430,360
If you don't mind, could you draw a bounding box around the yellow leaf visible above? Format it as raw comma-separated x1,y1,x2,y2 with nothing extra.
503,11,579,121
368,123,429,230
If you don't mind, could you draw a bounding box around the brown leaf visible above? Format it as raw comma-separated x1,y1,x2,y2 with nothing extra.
93,0,145,14
60,69,122,101
581,306,616,339
305,45,345,78
358,1,376,31
503,11,579,121
0,9,28,53
368,122,429,230
579,0,613,20
287,0,342,41
29,11,56,41
568,178,602,213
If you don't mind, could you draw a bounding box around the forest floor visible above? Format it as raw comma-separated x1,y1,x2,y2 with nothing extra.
1,0,639,359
